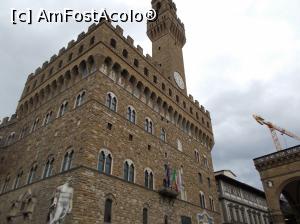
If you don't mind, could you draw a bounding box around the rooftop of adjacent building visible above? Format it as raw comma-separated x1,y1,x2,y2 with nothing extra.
214,170,266,198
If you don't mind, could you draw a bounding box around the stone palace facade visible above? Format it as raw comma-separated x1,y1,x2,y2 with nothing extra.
0,0,220,223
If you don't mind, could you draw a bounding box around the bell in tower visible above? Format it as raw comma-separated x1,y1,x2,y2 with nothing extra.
147,0,187,94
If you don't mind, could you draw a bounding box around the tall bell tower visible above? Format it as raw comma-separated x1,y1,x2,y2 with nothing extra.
147,0,187,94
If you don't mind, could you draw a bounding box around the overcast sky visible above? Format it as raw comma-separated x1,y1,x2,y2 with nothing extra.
1,0,299,189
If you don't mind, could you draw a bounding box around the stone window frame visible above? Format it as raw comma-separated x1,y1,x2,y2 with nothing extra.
19,126,28,139
2,174,10,193
57,100,69,118
144,117,154,134
42,155,55,178
194,149,200,162
110,38,117,48
74,90,86,108
198,172,203,184
13,169,23,189
43,110,53,126
6,132,16,145
122,49,128,58
106,92,118,112
199,191,206,209
89,36,95,46
209,196,215,211
127,105,137,124
142,207,149,224
61,149,74,172
177,139,183,152
31,117,40,133
104,197,113,223
144,167,154,190
97,148,113,175
160,128,166,142
123,159,135,183
27,162,38,184
202,154,209,168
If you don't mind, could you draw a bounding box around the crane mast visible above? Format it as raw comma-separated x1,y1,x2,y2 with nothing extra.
253,114,300,151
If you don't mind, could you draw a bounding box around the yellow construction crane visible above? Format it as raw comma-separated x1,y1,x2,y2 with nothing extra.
253,114,300,151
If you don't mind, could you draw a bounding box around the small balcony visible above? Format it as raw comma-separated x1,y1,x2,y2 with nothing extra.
158,187,179,199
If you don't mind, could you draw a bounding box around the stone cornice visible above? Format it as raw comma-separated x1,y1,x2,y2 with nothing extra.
253,145,300,171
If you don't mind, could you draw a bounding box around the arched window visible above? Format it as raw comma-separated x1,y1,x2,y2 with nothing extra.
106,92,117,112
98,150,112,175
68,53,73,61
209,196,215,211
27,164,38,184
31,118,39,132
164,215,168,224
43,111,53,126
14,170,23,189
207,177,211,188
134,59,139,67
124,161,129,180
194,150,200,162
177,139,183,152
43,157,54,178
123,160,134,183
144,118,153,134
105,155,112,175
79,61,88,77
98,151,105,173
19,126,28,139
160,128,166,142
129,164,134,182
202,155,209,168
199,191,206,208
58,101,68,117
62,150,74,172
110,38,117,48
122,49,128,58
198,173,203,184
2,175,10,193
90,36,95,45
143,208,148,224
75,91,86,108
6,132,15,145
58,60,63,68
144,168,154,190
104,198,112,223
127,106,136,123
78,45,84,54
144,67,149,76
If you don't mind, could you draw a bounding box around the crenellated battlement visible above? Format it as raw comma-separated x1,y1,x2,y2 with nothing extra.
0,114,17,129
20,19,210,123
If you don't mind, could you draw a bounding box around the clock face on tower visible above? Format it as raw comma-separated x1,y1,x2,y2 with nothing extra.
173,71,185,90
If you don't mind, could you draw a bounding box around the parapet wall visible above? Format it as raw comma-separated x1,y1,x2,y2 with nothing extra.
17,20,210,123
0,114,17,129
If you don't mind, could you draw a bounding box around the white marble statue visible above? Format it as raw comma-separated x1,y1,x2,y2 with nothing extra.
49,182,74,224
